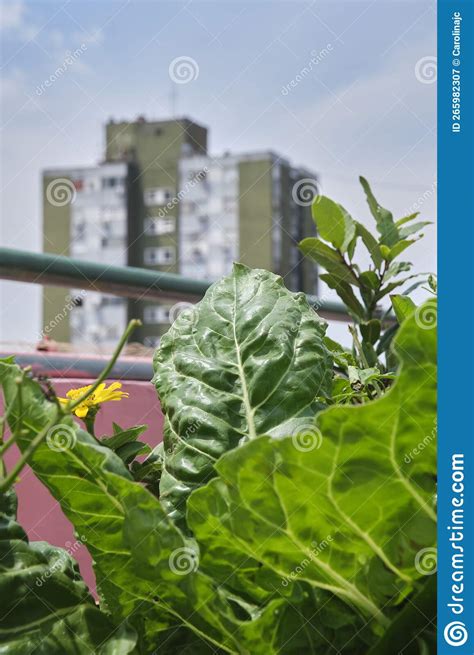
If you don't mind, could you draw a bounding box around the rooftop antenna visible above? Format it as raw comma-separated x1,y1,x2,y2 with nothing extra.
170,82,177,117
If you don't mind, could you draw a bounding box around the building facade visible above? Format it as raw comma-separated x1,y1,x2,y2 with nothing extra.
42,117,318,348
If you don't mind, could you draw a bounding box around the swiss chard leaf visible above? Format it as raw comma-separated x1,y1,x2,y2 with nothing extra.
0,490,137,654
153,263,332,524
188,303,436,648
0,360,313,655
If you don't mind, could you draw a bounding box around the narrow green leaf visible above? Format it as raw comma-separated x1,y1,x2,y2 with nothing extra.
319,273,366,319
359,270,380,290
386,239,416,262
399,221,431,239
101,424,148,450
360,319,381,344
311,197,356,253
359,177,399,246
391,295,416,324
356,222,383,269
300,238,360,286
384,261,412,281
395,212,420,227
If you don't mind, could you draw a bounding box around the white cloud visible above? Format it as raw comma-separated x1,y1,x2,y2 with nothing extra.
0,0,25,32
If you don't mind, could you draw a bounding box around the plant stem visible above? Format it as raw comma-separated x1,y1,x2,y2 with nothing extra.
0,408,59,493
84,415,96,437
66,319,141,414
0,320,140,492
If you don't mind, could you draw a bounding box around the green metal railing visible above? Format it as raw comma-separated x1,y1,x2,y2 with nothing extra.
0,247,352,322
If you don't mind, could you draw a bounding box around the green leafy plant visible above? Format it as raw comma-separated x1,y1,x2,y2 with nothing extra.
0,260,436,654
152,263,333,525
299,177,431,373
0,489,136,653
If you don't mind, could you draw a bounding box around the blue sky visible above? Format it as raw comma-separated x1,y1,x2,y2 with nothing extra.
0,0,436,342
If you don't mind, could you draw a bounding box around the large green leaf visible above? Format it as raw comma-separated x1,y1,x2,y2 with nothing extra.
153,263,332,524
0,362,292,654
0,489,137,654
188,303,436,647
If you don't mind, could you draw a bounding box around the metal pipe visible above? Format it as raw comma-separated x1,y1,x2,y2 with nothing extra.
0,247,353,321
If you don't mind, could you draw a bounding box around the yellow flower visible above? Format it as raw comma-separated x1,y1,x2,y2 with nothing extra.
59,382,129,418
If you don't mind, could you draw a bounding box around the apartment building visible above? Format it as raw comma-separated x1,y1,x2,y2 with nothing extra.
42,117,317,347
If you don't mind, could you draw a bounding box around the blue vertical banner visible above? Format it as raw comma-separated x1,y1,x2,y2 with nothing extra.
438,0,474,653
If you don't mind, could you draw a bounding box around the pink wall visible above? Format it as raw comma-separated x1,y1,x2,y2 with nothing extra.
3,378,164,594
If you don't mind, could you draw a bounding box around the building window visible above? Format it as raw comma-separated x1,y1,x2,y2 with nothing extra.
144,188,174,206
102,177,124,189
143,305,171,324
144,246,176,266
144,216,175,236
72,222,86,242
